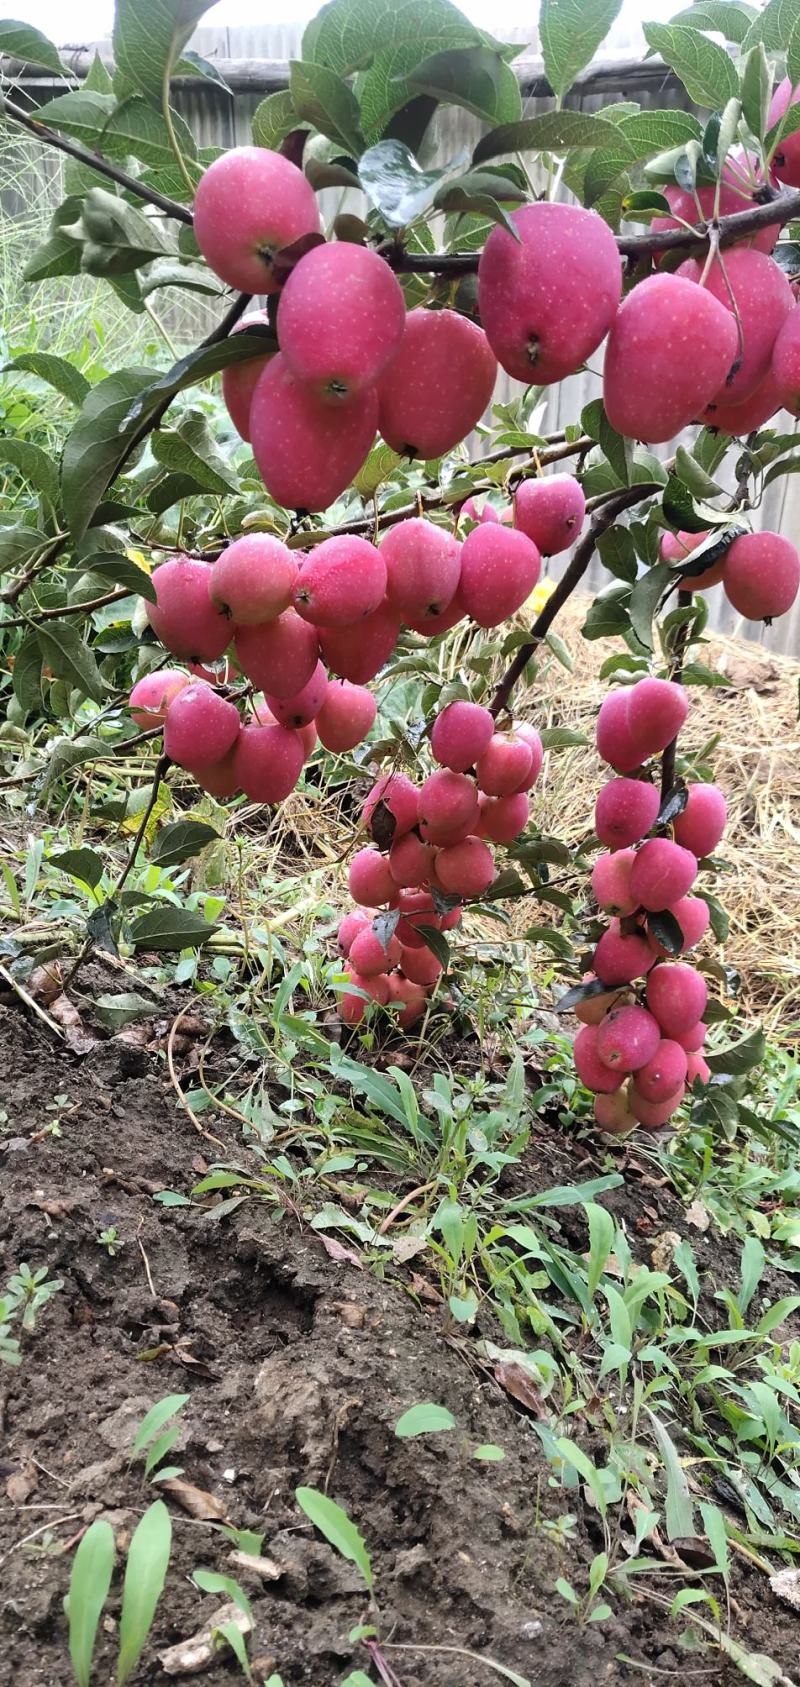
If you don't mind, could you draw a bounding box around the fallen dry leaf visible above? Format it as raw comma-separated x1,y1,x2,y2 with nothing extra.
229,1549,282,1581
650,1230,683,1271
6,1463,38,1505
494,1360,546,1417
686,1199,710,1232
770,1567,800,1611
328,1300,366,1329
159,1601,252,1676
316,1233,363,1269
159,1477,229,1522
27,961,63,1004
49,994,100,1056
390,1232,429,1264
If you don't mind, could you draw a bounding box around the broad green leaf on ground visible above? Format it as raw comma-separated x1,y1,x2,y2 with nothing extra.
152,409,240,494
252,89,302,148
0,19,66,73
36,624,107,702
643,22,739,109
295,1487,373,1591
6,351,90,405
540,0,623,101
67,1518,115,1687
395,1403,457,1437
289,59,363,153
473,110,622,165
130,907,218,950
61,366,153,538
113,0,215,101
117,1502,172,1684
100,96,199,171
306,0,483,77
407,44,522,126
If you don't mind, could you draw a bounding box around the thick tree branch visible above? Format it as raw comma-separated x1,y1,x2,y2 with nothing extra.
489,482,661,719
0,93,195,224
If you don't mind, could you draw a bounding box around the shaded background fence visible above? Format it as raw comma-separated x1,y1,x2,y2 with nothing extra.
3,22,799,653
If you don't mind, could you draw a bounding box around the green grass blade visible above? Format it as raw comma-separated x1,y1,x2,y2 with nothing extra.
131,1394,188,1457
67,1518,115,1687
295,1486,373,1592
117,1500,172,1684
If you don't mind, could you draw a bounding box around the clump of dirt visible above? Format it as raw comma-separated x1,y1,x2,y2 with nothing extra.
0,1003,796,1687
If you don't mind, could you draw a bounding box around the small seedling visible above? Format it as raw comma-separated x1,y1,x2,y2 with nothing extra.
131,1393,188,1483
6,1263,63,1333
97,1226,124,1257
66,1500,172,1686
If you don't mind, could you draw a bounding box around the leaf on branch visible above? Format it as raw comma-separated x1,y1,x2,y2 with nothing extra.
5,350,90,405
23,197,85,283
252,89,303,149
646,909,684,956
406,44,522,127
12,634,44,713
61,366,153,539
0,525,48,575
554,977,611,1014
671,1,757,46
36,624,107,703
152,409,240,495
307,0,484,78
0,19,67,74
150,820,220,866
705,1027,766,1076
66,186,168,276
540,0,623,102
100,95,199,173
358,138,466,224
33,90,117,145
473,109,623,166
643,22,738,110
130,907,218,951
628,562,672,651
289,59,364,154
50,847,105,890
70,551,157,602
657,782,689,825
113,0,215,103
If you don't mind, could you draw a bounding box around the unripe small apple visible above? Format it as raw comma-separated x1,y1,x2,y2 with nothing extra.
629,837,698,911
163,681,240,769
431,700,495,773
435,836,495,898
265,660,328,728
592,849,638,917
315,681,377,752
573,1023,624,1094
632,1039,688,1103
294,535,387,627
235,610,319,698
594,778,660,848
603,273,738,442
478,792,530,843
147,557,230,663
278,241,406,398
232,722,304,803
478,202,622,383
514,475,586,555
221,310,275,442
646,962,708,1036
193,147,320,294
596,1004,661,1073
381,519,461,623
363,772,419,844
349,926,401,975
377,308,497,458
723,531,800,621
210,534,297,626
594,1089,638,1134
460,525,540,627
673,783,727,858
129,669,189,728
348,848,397,907
476,732,534,798
320,600,401,682
250,354,377,513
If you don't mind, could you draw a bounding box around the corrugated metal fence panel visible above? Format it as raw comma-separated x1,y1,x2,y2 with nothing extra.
6,20,800,653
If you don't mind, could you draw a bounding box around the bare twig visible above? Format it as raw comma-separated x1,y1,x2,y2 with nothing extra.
0,93,194,223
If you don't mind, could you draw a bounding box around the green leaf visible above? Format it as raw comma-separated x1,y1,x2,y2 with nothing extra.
101,95,199,172
395,1402,457,1437
12,634,43,713
308,0,482,77
643,23,738,110
150,819,220,866
675,444,723,501
6,351,90,406
473,1443,506,1460
358,138,459,224
23,197,85,284
741,43,770,140
628,562,672,651
295,1486,373,1592
130,907,218,951
94,992,158,1030
647,910,684,956
69,187,167,276
61,365,153,539
140,259,224,298
67,1518,115,1687
671,2,757,45
646,1409,695,1541
131,1393,189,1457
585,1202,615,1301
0,18,66,73
539,0,622,100
407,44,522,126
0,440,57,507
705,1027,765,1076
117,1501,172,1684
152,409,239,494
113,0,214,102
32,90,116,145
50,847,104,890
289,60,363,153
36,624,106,703
71,551,157,602
599,408,632,486
252,89,302,149
597,526,638,584
0,525,48,575
473,110,622,166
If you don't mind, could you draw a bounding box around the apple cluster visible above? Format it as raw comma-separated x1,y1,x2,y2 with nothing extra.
334,704,543,1027
572,676,728,1135
660,525,800,623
